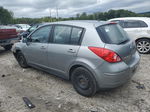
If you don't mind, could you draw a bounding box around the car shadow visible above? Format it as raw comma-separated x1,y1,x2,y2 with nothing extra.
94,81,132,98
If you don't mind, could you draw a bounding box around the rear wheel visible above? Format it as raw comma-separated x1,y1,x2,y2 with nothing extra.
16,51,28,68
3,45,12,51
136,39,150,54
71,67,97,97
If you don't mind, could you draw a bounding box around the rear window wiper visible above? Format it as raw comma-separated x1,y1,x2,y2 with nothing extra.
118,39,129,45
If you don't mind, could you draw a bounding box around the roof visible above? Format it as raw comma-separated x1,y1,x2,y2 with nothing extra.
109,17,150,21
108,17,150,26
44,20,109,28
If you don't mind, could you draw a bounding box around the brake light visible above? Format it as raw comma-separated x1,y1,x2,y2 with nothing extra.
109,22,117,24
88,47,122,63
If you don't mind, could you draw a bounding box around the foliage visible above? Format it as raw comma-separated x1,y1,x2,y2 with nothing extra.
0,7,13,24
0,7,150,25
75,9,140,20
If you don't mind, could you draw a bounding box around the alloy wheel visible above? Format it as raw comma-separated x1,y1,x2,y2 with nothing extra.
136,40,150,54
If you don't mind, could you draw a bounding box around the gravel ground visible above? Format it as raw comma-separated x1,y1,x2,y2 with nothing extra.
0,47,150,112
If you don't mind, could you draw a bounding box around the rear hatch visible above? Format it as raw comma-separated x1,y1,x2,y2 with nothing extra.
96,23,137,65
0,28,18,40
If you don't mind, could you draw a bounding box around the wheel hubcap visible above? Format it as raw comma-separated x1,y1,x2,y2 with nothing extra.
77,75,89,90
137,41,150,53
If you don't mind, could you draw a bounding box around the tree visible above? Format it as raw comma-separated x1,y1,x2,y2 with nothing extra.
76,13,80,19
80,12,87,20
0,7,13,24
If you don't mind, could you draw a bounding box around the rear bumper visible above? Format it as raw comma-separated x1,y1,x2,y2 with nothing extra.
94,51,140,89
0,37,19,46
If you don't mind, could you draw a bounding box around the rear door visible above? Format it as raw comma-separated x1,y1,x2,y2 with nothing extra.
138,20,149,37
47,25,84,75
23,25,52,67
123,20,142,40
96,23,136,64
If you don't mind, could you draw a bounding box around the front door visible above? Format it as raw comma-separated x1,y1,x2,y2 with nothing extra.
23,25,52,68
123,20,141,40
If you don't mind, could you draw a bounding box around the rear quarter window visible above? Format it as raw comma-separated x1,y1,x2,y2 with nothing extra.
70,27,83,45
139,21,148,27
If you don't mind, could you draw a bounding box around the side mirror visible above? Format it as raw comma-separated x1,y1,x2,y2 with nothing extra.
22,32,30,38
22,37,31,45
22,37,27,43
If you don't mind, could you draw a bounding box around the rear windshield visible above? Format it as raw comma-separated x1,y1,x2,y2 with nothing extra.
96,24,129,44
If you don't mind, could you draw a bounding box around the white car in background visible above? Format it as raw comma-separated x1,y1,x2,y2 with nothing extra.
15,24,31,31
109,17,150,54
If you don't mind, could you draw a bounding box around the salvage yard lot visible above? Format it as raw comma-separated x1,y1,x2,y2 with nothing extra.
0,47,150,112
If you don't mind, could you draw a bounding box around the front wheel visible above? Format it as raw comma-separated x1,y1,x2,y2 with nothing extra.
16,52,28,68
136,39,150,54
71,67,97,97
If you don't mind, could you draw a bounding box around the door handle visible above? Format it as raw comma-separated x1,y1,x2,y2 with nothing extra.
41,46,46,49
68,49,76,53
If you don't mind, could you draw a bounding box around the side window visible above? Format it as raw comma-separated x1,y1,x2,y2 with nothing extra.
139,21,148,27
70,27,83,45
30,25,52,43
53,25,72,44
124,21,141,28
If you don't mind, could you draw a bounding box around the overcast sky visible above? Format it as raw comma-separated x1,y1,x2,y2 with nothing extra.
0,0,150,18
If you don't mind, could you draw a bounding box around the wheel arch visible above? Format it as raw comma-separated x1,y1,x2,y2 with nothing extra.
135,37,150,43
13,49,21,58
68,63,100,91
69,64,84,80
68,62,98,84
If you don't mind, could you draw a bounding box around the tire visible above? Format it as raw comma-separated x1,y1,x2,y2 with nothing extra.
16,51,28,68
71,67,97,97
3,45,12,51
136,39,150,54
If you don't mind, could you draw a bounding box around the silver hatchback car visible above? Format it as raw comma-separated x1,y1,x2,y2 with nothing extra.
12,21,140,97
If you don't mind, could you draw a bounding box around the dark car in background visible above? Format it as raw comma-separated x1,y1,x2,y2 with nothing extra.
19,23,47,38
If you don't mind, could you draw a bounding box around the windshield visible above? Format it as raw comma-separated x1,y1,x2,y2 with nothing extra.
28,25,38,32
96,24,129,44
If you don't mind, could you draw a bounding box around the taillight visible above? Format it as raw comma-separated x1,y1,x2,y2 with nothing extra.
88,47,122,63
109,22,117,24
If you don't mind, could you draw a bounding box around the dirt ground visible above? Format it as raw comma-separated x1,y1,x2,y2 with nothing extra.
0,47,150,112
